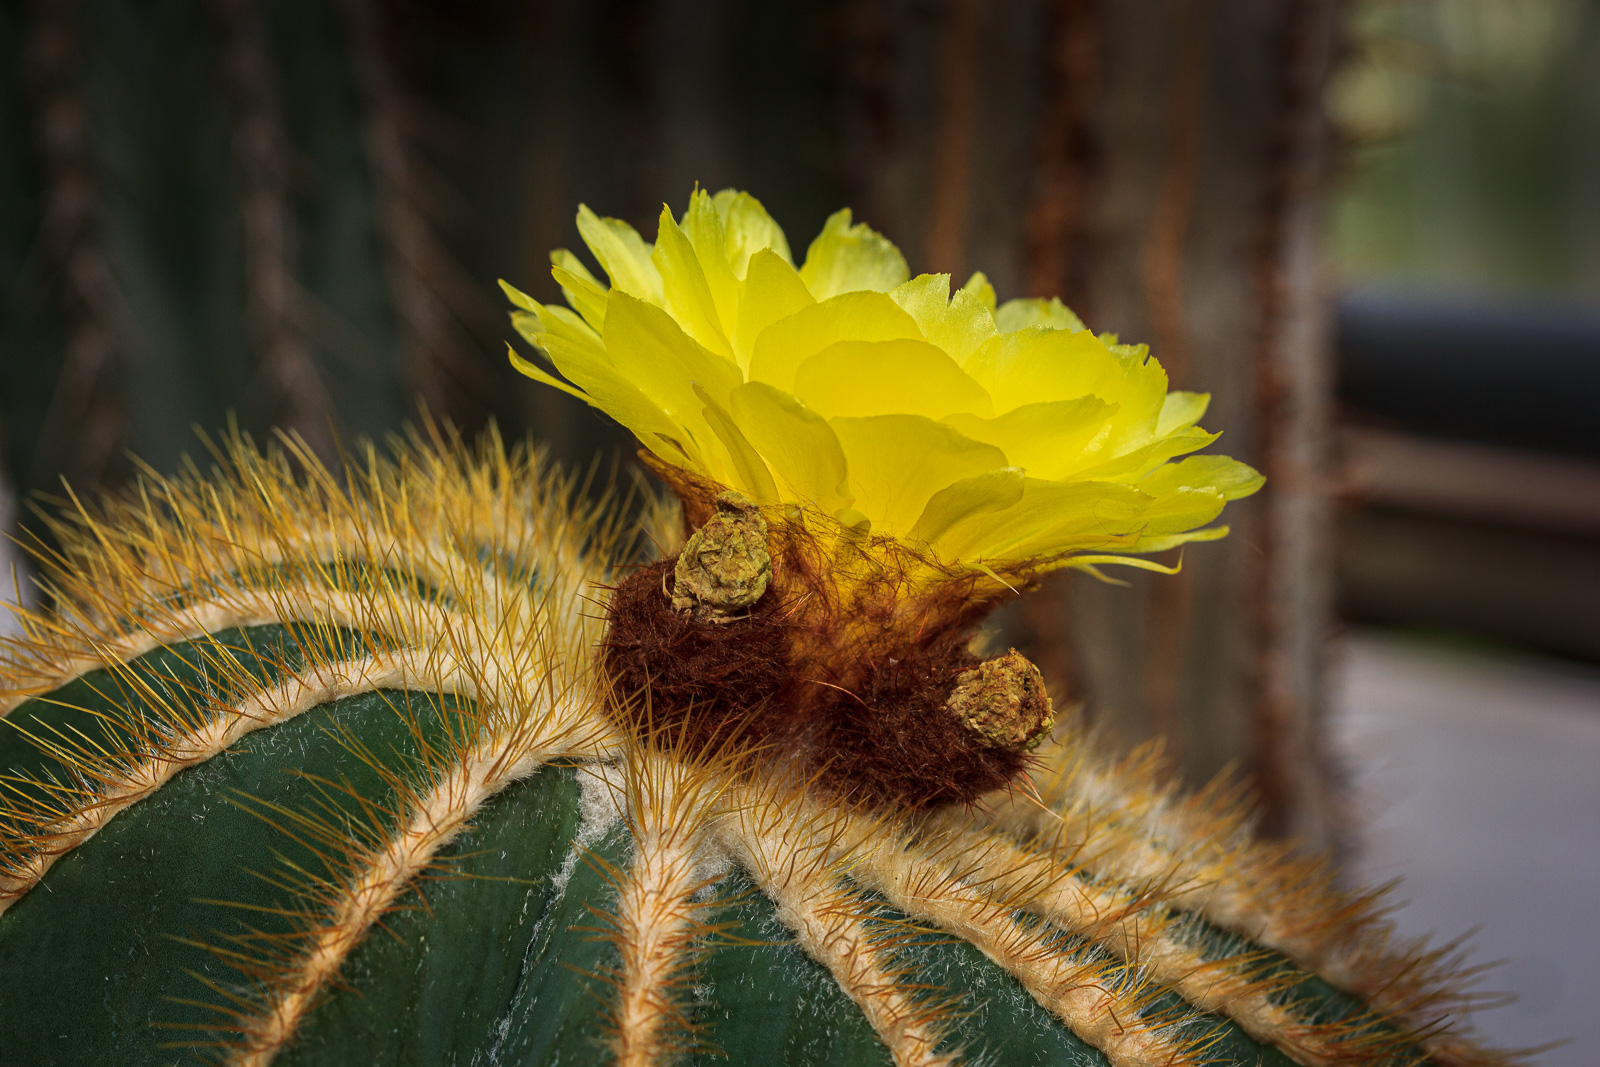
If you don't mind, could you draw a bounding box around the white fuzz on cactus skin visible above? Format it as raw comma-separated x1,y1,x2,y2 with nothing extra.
0,427,1517,1067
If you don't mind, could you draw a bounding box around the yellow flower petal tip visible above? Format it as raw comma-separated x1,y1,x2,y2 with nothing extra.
502,188,1262,578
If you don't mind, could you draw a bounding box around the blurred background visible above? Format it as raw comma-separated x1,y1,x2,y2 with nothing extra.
0,0,1595,1060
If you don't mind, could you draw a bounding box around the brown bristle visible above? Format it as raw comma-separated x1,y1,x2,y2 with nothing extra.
602,560,793,751
602,535,1030,809
799,631,1029,809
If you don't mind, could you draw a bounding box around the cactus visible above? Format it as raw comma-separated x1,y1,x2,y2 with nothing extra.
0,191,1513,1067
0,427,1508,1067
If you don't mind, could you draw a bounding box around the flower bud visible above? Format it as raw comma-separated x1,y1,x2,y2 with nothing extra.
671,491,771,620
946,650,1055,749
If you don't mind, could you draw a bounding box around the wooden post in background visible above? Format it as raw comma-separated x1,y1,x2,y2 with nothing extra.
1048,0,1344,851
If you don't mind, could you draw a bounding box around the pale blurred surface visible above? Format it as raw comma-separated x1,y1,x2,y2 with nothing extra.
1334,631,1600,1066
0,500,19,640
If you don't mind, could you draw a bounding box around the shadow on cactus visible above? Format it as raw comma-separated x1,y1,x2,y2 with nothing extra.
0,191,1516,1066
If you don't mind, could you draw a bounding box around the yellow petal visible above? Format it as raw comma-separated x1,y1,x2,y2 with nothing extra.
944,480,1151,561
576,204,663,303
695,383,780,504
728,382,852,512
793,338,993,420
941,397,1116,480
1156,390,1210,436
1129,486,1227,537
713,189,793,274
517,328,696,468
831,414,1005,536
994,296,1086,333
889,272,950,327
1138,455,1264,500
1131,525,1232,554
681,190,741,338
910,466,1025,547
511,300,600,351
890,273,998,364
510,332,700,471
748,290,922,391
945,276,1001,361
510,309,542,347
1071,427,1219,483
1064,554,1182,578
550,250,609,332
732,248,815,372
602,293,742,469
964,327,1169,439
960,271,997,313
507,343,593,406
499,278,540,312
962,327,1113,410
799,208,909,300
548,249,602,288
652,205,733,359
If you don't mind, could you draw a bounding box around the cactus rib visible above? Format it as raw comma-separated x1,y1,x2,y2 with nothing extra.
0,651,409,915
231,734,574,1065
988,733,1506,1067
827,799,1210,1067
606,748,730,1065
722,783,958,1067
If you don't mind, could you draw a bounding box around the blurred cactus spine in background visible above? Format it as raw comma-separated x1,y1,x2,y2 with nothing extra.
214,0,335,461
0,0,522,522
24,0,129,492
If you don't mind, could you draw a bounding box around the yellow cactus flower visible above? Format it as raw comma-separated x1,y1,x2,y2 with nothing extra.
503,189,1261,577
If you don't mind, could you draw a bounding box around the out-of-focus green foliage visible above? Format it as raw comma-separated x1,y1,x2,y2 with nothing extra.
1329,0,1600,293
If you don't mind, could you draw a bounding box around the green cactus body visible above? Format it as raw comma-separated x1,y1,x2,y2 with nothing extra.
0,432,1507,1066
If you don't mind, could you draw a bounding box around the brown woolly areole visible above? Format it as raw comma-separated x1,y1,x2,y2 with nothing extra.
604,458,1049,810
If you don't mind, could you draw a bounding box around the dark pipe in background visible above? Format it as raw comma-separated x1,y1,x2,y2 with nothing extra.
1338,287,1600,460
1335,286,1600,661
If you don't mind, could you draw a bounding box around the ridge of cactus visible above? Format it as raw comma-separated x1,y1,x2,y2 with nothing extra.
0,424,1517,1067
